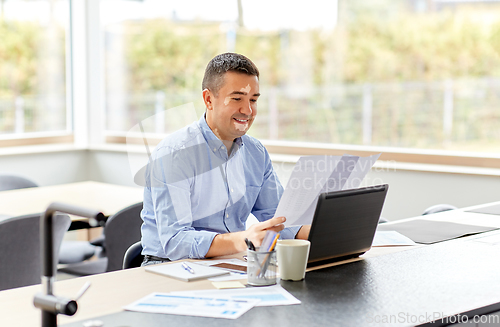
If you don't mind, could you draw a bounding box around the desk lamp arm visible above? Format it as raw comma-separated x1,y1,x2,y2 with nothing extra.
34,202,105,327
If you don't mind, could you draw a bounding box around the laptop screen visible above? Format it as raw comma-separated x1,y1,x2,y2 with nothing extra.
307,184,388,268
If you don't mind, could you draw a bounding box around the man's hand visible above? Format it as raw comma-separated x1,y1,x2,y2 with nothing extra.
243,216,286,249
205,216,286,258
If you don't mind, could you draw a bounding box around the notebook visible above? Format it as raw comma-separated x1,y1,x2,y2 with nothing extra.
145,261,229,282
307,184,388,268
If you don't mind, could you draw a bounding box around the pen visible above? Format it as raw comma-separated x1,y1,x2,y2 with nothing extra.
268,233,279,252
245,238,256,251
182,262,195,274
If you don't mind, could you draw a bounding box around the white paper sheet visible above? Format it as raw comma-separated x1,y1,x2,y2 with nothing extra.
473,232,500,245
372,231,417,246
208,272,247,282
171,284,301,307
123,293,259,319
276,154,380,227
275,156,337,225
342,154,380,190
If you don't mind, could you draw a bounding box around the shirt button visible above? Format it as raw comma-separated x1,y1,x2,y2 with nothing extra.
231,189,234,192
213,147,217,152
226,213,229,218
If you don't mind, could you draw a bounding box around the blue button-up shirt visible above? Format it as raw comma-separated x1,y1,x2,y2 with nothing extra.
141,115,300,260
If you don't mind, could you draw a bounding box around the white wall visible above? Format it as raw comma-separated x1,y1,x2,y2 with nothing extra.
87,149,139,187
366,168,500,220
0,148,89,186
1,148,498,221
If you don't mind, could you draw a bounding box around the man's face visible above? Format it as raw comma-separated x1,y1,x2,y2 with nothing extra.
204,71,260,142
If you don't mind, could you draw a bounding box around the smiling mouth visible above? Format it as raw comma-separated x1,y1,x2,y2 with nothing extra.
233,118,249,124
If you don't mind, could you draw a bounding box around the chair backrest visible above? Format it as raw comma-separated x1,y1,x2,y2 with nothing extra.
422,204,458,216
104,202,143,272
123,241,144,269
0,174,38,192
0,213,71,291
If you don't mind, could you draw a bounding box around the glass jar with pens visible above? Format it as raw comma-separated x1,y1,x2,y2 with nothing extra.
246,232,279,286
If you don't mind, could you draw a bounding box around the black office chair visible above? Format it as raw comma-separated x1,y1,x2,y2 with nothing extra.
0,174,98,265
58,202,144,276
123,241,144,269
0,213,71,291
0,174,38,192
422,204,458,216
58,240,99,264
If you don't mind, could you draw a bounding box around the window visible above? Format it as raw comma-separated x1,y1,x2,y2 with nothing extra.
101,0,500,157
0,0,71,143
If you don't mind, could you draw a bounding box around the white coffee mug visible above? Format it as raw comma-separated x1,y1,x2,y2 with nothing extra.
276,239,311,281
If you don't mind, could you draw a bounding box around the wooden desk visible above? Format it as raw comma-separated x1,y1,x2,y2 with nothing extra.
2,201,500,327
0,262,221,327
0,249,398,327
0,181,143,218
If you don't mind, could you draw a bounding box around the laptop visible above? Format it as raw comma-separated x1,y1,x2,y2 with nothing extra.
307,184,389,268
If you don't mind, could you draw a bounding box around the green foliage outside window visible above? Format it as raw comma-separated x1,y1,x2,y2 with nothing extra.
0,17,66,134
2,3,499,150
121,11,500,91
0,21,39,97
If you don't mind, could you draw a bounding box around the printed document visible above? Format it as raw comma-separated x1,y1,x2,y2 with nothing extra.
171,284,301,307
124,293,259,319
276,154,380,227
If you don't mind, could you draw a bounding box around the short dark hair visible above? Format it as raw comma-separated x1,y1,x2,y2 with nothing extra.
202,53,259,96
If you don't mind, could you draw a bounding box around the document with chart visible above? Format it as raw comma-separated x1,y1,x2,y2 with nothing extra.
276,154,380,227
124,293,259,319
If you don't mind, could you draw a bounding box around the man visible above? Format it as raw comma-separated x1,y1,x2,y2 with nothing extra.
141,53,310,265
